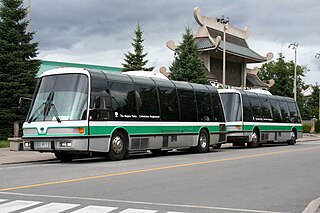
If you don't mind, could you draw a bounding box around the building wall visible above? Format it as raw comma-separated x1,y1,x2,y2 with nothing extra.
210,57,242,86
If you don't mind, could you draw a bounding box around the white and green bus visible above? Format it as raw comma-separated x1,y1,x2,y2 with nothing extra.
22,68,227,161
219,89,303,147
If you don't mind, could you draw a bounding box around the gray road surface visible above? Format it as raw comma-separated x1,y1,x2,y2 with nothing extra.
0,141,319,213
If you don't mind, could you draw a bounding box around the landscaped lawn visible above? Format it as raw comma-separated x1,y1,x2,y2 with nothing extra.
0,140,9,148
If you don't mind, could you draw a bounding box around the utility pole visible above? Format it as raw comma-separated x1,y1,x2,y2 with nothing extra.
315,52,320,120
216,16,229,89
288,42,298,101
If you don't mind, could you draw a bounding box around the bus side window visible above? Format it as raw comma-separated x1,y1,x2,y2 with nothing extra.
241,93,253,122
258,94,273,122
211,90,225,122
195,91,213,122
177,89,197,122
287,101,300,123
135,83,160,121
248,93,263,121
157,86,180,121
279,99,291,123
109,82,137,121
269,99,283,123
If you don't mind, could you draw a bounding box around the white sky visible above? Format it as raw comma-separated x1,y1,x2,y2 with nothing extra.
27,0,320,84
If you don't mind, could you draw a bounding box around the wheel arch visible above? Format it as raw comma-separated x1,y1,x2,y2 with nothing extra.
108,127,129,152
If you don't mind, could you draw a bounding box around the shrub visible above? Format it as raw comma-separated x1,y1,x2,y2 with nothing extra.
315,120,320,133
303,123,312,133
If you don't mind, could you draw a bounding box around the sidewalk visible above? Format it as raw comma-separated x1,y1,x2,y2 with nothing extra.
0,148,55,165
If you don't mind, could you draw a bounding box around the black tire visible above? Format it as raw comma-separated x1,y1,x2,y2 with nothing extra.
54,151,74,162
194,129,209,153
287,131,296,145
247,129,259,148
108,131,127,161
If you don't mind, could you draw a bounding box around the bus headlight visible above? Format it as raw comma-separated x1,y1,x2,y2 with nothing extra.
59,141,72,147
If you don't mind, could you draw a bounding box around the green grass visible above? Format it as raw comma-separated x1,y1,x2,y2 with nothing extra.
0,140,9,148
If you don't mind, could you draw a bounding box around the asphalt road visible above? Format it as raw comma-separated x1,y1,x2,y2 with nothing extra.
0,141,319,213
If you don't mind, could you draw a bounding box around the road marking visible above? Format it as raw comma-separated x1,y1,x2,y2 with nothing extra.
0,200,42,212
71,205,118,213
0,192,288,213
21,202,79,212
119,208,157,213
1,146,319,192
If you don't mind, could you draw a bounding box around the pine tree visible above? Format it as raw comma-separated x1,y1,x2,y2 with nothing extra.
122,22,154,71
0,0,40,138
169,27,209,85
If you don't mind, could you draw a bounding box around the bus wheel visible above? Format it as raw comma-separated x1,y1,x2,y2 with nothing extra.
287,131,296,145
108,131,127,161
54,151,74,162
195,129,209,153
248,129,259,148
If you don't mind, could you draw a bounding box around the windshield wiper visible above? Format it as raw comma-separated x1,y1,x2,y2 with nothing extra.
27,91,61,123
49,102,61,123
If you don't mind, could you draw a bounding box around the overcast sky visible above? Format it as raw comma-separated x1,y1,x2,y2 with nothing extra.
28,0,320,84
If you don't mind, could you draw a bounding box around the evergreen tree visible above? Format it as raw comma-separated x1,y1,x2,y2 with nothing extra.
122,22,153,71
169,27,209,85
0,0,40,138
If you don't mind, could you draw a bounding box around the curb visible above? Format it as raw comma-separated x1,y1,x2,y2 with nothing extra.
302,198,320,213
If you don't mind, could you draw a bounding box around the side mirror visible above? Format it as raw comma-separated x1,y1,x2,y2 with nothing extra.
18,97,32,113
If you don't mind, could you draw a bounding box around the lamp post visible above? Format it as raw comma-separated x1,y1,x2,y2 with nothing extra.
217,16,229,89
288,42,298,101
315,52,320,120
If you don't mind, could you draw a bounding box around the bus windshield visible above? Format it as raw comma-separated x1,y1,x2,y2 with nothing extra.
220,93,242,122
27,74,88,122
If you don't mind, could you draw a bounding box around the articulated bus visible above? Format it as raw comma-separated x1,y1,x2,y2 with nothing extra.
219,89,303,147
22,68,227,161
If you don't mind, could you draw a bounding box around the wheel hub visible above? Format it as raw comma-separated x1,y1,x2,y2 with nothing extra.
112,136,123,154
200,134,207,149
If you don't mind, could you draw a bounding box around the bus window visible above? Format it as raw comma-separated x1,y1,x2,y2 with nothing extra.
278,99,291,123
195,91,213,122
269,99,283,122
241,92,253,122
109,82,137,120
247,93,263,121
258,94,272,122
210,89,225,122
287,101,300,123
135,83,160,121
220,93,242,122
157,86,180,121
177,89,197,122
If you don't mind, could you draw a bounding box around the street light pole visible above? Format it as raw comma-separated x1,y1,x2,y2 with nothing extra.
217,16,229,89
288,42,298,101
315,52,320,120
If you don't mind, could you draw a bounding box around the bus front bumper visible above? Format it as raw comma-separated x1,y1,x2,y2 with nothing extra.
23,138,89,152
